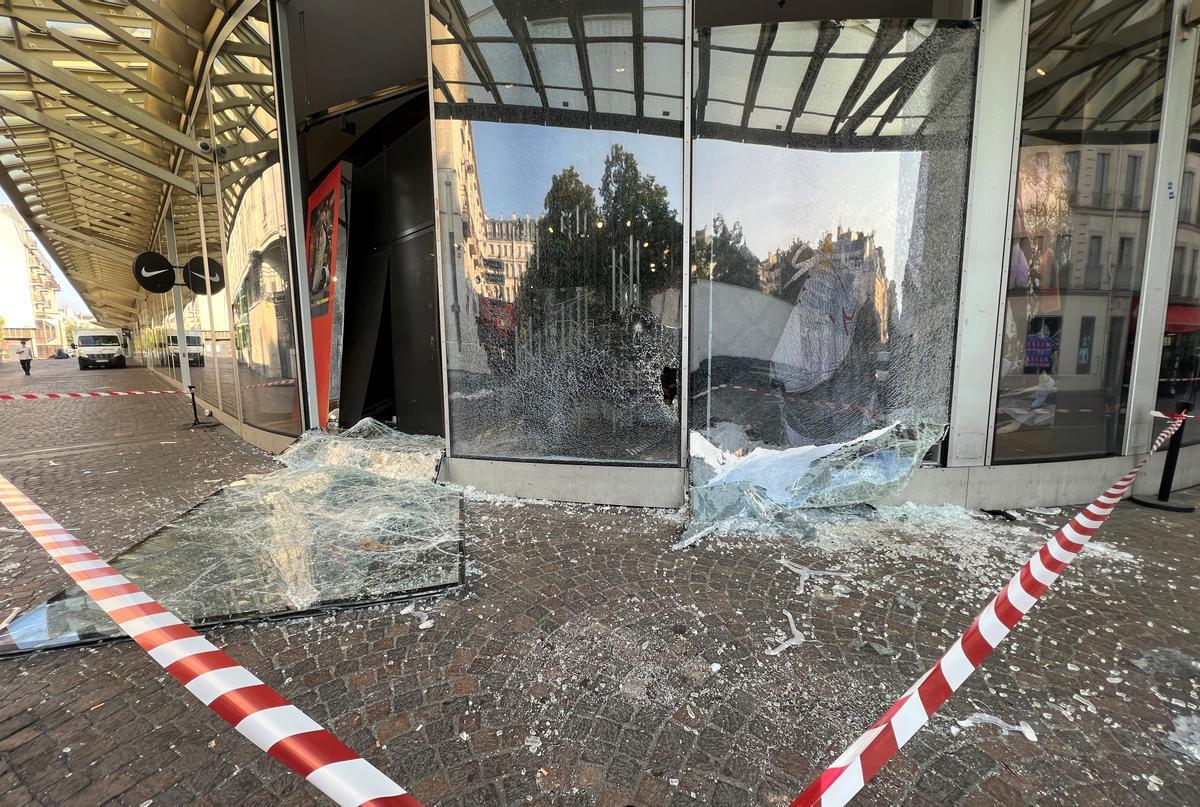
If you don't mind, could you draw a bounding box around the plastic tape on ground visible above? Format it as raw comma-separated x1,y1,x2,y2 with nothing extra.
0,475,424,807
791,414,1186,807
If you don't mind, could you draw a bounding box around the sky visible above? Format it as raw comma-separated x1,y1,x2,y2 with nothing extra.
0,187,91,314
692,140,921,279
473,121,684,219
472,121,922,281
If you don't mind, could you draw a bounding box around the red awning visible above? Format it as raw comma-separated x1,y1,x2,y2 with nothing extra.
1166,303,1200,334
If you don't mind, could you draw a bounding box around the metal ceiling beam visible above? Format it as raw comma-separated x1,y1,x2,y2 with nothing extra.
127,0,204,49
50,0,192,83
785,21,840,135
831,19,909,136
0,92,194,193
839,25,959,138
7,10,183,110
740,23,777,132
0,37,206,156
35,217,137,261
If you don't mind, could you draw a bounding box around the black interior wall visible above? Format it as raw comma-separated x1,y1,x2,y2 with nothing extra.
336,94,444,435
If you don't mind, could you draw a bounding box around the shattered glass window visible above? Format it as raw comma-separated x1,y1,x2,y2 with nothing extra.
430,0,685,464
687,17,976,515
0,421,463,654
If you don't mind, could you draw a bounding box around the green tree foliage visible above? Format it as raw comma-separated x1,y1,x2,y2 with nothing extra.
693,215,760,290
515,145,683,319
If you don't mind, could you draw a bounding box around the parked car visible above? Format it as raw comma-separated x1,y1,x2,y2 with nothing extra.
52,348,69,359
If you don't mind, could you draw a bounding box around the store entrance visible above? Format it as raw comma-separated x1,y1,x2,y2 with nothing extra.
337,100,446,436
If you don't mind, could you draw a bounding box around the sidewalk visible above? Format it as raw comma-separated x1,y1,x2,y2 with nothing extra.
1,357,1198,805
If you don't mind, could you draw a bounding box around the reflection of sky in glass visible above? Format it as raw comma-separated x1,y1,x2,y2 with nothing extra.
473,121,683,219
472,122,922,287
693,140,920,284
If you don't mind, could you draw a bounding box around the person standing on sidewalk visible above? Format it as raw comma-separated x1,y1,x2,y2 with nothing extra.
13,340,32,375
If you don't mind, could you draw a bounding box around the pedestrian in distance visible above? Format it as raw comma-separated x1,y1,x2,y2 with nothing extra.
13,339,33,376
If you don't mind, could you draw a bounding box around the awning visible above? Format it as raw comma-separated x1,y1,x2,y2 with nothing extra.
1167,303,1200,334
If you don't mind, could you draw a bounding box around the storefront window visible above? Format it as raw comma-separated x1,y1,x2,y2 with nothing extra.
690,13,977,451
1156,61,1200,445
430,0,685,463
213,4,301,436
993,0,1172,461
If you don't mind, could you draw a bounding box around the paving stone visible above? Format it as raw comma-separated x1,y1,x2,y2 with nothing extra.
3,358,1200,805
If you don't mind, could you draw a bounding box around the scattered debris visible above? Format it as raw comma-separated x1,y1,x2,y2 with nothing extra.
1166,715,1200,764
765,610,805,656
955,713,1038,742
1132,648,1200,678
778,558,851,594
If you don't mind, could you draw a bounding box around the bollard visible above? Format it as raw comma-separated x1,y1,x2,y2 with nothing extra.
1131,403,1195,513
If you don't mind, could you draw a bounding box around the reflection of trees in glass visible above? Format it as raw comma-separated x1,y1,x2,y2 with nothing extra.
515,144,682,321
694,215,761,291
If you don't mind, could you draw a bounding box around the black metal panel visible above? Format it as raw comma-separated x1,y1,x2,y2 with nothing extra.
389,229,445,437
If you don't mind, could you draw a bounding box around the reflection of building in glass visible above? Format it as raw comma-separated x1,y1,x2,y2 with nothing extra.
995,142,1154,458
226,164,295,381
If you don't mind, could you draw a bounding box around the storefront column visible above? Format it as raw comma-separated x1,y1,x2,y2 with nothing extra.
268,0,318,430
1123,0,1199,455
946,0,1029,467
678,0,694,468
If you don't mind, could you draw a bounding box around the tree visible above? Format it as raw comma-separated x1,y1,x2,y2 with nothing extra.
599,144,681,295
694,214,759,290
515,145,685,318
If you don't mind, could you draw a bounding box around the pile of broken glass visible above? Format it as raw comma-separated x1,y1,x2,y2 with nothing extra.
680,420,946,546
0,419,462,654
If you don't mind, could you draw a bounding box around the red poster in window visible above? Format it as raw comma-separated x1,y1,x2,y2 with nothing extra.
305,163,351,429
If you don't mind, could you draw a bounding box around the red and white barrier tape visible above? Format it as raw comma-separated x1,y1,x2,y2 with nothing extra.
0,475,423,807
0,389,181,401
245,379,297,389
791,414,1186,807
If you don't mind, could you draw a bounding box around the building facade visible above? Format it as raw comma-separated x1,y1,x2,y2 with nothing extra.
93,0,1200,508
0,206,67,359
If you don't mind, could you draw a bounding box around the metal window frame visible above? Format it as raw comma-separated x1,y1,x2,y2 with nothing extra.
1123,0,1199,455
947,0,1030,468
425,0,692,503
268,0,319,431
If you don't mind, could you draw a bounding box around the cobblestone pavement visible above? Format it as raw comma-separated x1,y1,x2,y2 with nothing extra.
2,358,1199,806
0,358,276,614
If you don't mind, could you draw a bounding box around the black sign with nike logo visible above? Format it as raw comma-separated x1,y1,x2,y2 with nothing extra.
132,251,176,293
184,256,225,295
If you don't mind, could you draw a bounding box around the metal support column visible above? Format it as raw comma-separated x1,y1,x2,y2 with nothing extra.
268,0,319,430
164,206,193,391
1123,0,1199,456
946,0,1030,467
679,0,694,468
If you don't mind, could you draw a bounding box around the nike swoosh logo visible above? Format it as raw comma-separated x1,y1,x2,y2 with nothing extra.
141,267,170,277
191,272,222,283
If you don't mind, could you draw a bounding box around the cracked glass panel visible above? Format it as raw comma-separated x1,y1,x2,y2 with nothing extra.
0,421,463,654
431,0,685,464
689,17,977,470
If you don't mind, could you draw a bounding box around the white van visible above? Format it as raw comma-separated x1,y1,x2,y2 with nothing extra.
74,328,130,369
166,331,205,367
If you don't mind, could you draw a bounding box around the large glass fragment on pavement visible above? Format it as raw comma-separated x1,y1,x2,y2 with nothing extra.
685,421,946,539
0,420,463,654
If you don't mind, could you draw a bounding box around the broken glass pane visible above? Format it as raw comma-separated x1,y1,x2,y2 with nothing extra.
0,420,463,654
683,421,946,540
